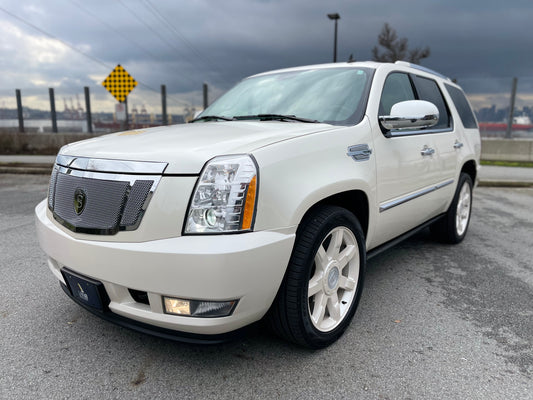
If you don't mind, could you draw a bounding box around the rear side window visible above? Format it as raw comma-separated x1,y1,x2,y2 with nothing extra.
411,75,451,130
444,84,478,129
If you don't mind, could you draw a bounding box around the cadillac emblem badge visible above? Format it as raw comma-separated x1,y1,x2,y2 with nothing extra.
73,188,87,215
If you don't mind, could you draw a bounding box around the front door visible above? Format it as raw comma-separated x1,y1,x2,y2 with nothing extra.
370,72,451,248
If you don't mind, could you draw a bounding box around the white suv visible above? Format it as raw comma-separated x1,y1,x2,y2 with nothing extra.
35,61,481,348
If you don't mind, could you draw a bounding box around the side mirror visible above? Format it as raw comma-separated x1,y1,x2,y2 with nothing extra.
379,100,439,131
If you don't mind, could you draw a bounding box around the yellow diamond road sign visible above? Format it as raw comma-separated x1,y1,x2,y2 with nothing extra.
102,64,137,103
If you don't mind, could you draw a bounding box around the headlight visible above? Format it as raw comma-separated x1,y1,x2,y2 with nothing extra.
184,155,258,234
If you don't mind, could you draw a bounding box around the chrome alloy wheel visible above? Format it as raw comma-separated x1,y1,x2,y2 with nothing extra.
455,181,471,236
308,226,360,332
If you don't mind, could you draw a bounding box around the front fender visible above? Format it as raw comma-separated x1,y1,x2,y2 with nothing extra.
252,120,377,237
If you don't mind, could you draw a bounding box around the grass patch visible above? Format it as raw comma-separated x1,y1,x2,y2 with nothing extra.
481,160,533,168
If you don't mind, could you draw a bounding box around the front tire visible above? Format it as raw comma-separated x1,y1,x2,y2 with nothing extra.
431,172,473,244
268,206,366,348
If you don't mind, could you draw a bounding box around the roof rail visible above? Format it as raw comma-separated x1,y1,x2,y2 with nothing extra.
394,61,451,81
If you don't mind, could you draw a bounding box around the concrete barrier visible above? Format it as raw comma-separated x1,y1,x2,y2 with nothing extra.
1,131,532,162
0,131,101,155
481,138,533,162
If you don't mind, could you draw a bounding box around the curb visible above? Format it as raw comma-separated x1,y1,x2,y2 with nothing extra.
477,180,533,188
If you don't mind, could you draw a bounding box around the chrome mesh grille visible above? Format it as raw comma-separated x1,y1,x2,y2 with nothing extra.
53,173,131,234
48,167,159,235
120,180,153,227
48,167,59,210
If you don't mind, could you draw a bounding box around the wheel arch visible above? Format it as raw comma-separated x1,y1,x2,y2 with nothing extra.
299,190,370,239
461,159,477,184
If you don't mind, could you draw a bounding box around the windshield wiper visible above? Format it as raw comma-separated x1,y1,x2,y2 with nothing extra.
190,115,235,123
233,114,319,123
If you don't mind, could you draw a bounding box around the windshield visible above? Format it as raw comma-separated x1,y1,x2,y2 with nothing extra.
197,67,373,125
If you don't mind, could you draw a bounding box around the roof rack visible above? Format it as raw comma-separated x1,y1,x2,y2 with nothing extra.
394,61,451,81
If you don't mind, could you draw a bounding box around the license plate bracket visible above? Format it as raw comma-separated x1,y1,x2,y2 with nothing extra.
62,268,108,311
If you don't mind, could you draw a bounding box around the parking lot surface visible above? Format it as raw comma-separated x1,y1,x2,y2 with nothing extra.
1,174,531,399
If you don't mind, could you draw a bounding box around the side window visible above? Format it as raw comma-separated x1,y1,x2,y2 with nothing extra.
379,73,415,116
444,84,478,129
411,75,451,130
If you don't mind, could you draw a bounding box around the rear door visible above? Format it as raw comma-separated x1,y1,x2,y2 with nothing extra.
410,74,457,197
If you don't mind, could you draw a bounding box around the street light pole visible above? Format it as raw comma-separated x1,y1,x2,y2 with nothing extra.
327,13,340,63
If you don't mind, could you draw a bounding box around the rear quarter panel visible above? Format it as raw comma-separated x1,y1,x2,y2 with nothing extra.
439,82,482,185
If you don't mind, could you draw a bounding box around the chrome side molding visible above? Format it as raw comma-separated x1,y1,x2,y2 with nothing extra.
379,179,454,213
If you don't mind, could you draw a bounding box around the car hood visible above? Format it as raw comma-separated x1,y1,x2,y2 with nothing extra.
60,121,336,174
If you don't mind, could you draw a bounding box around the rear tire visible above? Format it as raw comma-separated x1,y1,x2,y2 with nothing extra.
268,205,366,348
431,172,473,244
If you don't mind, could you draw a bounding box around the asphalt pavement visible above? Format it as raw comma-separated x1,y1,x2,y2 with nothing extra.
0,174,531,399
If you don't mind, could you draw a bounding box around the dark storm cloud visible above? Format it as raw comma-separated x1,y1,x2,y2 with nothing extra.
1,0,533,104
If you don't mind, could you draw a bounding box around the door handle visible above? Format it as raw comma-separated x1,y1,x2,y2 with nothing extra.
454,140,464,149
421,146,435,156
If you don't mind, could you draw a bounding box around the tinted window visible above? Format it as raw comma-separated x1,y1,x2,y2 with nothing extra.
379,73,415,115
411,75,451,129
444,84,478,129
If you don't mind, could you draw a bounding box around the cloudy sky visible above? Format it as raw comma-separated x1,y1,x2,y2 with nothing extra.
1,0,532,113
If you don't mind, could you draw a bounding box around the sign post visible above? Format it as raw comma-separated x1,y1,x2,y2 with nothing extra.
102,64,138,130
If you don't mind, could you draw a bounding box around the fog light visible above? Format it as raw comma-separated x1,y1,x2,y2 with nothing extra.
163,298,190,315
163,296,237,318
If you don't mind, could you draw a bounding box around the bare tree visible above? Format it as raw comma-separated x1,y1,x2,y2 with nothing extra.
372,23,430,64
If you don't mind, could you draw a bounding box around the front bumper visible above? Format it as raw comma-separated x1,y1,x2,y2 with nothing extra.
35,200,295,337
